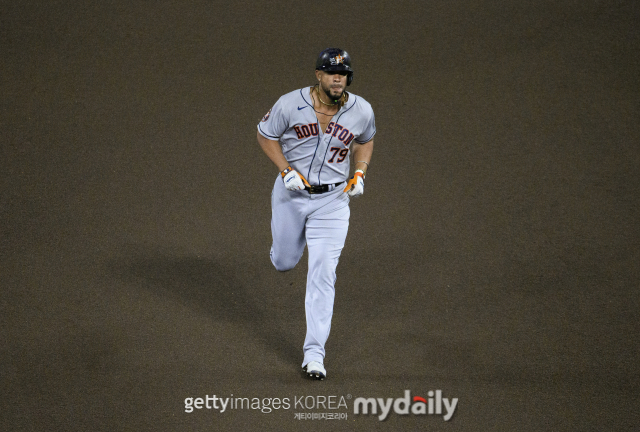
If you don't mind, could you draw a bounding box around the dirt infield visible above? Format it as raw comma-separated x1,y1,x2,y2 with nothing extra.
2,1,639,430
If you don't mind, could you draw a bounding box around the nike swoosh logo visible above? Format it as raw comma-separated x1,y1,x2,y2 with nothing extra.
298,106,307,110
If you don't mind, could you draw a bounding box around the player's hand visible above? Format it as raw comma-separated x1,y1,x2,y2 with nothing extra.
281,166,310,191
344,169,365,197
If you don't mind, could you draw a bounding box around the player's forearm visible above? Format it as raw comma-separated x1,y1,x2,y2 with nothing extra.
352,139,373,175
257,131,289,172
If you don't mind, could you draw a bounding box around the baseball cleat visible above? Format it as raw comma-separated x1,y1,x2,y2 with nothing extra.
304,361,326,380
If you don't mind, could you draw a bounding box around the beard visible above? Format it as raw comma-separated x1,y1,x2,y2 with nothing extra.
320,83,344,103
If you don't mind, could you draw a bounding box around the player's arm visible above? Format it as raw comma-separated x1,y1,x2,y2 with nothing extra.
257,131,289,172
257,130,310,190
352,139,373,176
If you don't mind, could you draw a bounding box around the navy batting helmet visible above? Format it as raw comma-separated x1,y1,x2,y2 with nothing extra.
315,48,354,86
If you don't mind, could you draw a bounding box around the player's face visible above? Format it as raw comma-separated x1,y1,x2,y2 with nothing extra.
317,71,348,102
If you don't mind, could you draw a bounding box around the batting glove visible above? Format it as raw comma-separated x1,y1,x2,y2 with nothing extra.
344,169,365,197
281,166,310,191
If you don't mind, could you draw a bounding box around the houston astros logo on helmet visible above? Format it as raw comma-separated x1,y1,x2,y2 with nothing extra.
330,55,345,65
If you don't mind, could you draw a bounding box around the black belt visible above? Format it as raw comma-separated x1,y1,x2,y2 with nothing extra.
305,182,344,194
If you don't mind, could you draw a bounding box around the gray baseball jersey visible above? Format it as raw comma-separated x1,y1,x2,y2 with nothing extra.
258,87,376,185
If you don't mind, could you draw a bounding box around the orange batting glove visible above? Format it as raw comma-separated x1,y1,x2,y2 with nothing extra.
281,166,310,191
343,169,365,197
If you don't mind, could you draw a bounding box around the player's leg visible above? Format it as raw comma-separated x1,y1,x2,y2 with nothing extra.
270,176,307,272
301,192,350,367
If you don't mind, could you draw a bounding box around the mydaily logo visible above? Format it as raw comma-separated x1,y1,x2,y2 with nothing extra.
353,390,458,421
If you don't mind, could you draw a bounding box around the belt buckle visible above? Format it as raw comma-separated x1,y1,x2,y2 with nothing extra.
309,185,324,194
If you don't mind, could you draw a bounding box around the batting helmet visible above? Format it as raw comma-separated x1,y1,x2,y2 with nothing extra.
315,48,354,86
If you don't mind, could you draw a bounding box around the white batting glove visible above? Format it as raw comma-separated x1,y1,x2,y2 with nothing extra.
281,166,310,191
344,169,365,197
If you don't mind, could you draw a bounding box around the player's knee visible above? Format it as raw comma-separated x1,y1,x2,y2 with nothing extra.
274,263,294,272
272,259,297,272
270,253,299,272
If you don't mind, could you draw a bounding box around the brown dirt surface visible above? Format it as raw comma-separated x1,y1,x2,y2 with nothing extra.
2,1,639,431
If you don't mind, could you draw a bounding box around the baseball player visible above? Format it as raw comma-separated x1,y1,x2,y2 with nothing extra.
257,48,375,380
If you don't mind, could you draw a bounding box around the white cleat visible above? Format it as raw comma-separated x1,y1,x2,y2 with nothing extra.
304,361,326,380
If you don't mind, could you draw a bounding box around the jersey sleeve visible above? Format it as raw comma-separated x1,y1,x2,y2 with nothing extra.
257,96,289,140
355,106,376,143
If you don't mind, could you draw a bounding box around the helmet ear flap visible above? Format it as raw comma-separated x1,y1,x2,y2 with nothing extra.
347,72,353,86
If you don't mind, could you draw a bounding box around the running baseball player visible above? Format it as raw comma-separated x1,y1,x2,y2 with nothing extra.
257,48,375,380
